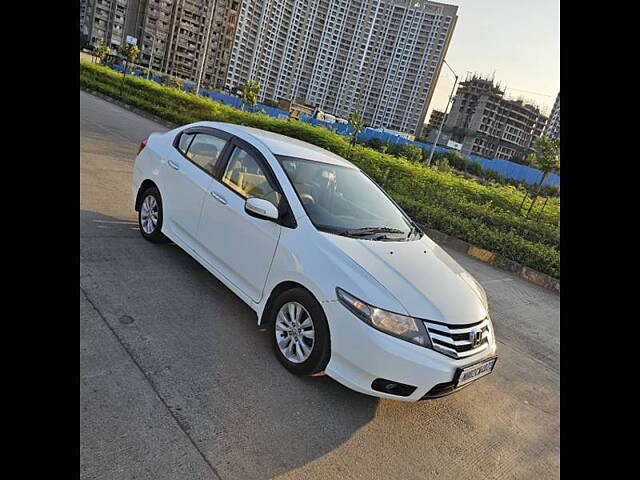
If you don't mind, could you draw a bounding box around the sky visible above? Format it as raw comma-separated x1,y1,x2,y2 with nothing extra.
426,0,560,124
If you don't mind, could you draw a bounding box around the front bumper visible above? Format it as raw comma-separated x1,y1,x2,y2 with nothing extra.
322,301,497,402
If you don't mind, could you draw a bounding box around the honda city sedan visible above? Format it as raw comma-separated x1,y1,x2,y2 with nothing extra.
132,121,497,401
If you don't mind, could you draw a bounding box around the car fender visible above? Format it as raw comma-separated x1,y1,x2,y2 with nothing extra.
257,217,408,325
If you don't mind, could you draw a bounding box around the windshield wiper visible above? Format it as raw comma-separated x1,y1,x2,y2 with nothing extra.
337,226,406,237
408,223,422,239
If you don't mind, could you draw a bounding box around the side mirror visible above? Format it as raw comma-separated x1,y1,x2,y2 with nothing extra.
245,197,279,221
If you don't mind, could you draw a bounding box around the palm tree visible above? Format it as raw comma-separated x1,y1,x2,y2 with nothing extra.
522,136,560,217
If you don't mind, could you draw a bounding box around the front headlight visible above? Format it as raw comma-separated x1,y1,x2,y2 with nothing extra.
336,287,432,348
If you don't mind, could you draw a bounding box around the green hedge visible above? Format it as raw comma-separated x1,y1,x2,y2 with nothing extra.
81,61,560,278
390,192,559,277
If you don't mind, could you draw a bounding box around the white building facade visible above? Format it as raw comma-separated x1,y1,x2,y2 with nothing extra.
225,0,458,135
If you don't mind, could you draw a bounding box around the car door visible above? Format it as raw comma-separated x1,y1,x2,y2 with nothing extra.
161,128,231,245
197,138,283,303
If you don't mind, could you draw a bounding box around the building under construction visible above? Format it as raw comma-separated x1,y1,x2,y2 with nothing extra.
422,109,445,138
443,73,548,162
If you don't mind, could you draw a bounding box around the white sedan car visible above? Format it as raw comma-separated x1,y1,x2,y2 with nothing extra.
132,121,497,401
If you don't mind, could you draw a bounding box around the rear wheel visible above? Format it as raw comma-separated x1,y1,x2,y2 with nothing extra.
269,288,331,376
138,187,169,243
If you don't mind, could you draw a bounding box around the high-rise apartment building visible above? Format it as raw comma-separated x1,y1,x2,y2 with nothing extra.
81,0,458,134
82,0,130,48
81,0,240,89
80,0,92,36
444,73,548,162
226,0,458,135
136,0,240,88
545,91,560,141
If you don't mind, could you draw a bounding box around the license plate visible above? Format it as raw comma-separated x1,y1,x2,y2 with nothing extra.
456,357,497,388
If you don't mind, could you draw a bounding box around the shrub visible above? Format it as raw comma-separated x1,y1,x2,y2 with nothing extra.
402,145,423,163
161,74,183,89
80,61,560,278
443,150,470,171
467,161,483,176
436,158,453,173
367,137,383,150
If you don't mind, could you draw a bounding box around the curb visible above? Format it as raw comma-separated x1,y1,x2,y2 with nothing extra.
81,87,560,294
424,228,560,294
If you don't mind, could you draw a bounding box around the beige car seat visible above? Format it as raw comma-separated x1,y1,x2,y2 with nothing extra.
190,142,219,174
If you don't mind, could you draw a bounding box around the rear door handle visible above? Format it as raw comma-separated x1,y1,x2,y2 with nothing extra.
210,191,227,205
168,159,180,170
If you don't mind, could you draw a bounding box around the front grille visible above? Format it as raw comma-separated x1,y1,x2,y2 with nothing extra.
423,318,491,359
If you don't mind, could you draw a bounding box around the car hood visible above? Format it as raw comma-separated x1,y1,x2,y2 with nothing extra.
323,233,488,325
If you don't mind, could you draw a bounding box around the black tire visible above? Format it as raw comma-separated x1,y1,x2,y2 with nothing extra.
269,288,331,376
137,187,169,244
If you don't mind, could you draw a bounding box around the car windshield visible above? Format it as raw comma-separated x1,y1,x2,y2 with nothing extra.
277,156,420,240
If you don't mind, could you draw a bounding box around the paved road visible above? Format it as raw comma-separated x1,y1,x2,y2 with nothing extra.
80,90,560,480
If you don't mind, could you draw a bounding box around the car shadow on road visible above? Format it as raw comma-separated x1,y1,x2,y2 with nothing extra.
80,209,380,479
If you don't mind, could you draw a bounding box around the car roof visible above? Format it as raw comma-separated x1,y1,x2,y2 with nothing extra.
194,122,357,169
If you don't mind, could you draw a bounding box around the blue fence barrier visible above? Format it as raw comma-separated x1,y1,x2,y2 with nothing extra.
465,156,560,186
101,62,559,186
295,116,558,186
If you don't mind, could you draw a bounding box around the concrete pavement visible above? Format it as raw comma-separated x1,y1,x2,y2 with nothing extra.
80,90,560,480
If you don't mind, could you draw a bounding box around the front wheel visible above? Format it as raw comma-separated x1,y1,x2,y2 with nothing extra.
138,187,169,243
269,288,331,376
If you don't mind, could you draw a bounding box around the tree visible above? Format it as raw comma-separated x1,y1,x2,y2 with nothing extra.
117,43,140,96
118,43,140,77
348,109,365,146
522,136,560,217
93,40,110,65
240,80,261,111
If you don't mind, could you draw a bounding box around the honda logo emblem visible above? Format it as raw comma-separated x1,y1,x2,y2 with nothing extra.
469,328,483,347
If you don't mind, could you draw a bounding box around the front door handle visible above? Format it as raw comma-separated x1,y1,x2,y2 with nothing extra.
168,159,180,170
210,191,227,205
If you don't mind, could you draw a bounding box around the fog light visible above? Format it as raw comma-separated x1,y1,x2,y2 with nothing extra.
371,378,417,397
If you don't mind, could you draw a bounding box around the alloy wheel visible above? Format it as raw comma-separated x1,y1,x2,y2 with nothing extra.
140,194,159,234
275,301,315,363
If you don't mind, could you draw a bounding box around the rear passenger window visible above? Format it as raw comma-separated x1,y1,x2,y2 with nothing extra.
177,132,195,154
183,133,227,175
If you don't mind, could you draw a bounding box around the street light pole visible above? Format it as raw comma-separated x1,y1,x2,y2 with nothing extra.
148,34,155,80
138,26,156,80
426,60,459,167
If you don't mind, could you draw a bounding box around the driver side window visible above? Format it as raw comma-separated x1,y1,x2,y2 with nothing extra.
222,147,281,207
